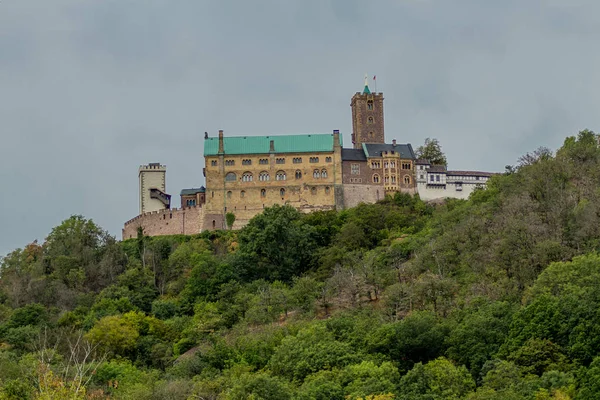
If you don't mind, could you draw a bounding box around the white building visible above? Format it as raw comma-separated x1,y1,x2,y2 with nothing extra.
415,159,494,201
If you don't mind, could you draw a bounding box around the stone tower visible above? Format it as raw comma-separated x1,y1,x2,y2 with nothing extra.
139,163,171,214
351,76,385,149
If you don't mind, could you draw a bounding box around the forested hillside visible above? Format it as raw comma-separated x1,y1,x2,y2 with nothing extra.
2,130,600,399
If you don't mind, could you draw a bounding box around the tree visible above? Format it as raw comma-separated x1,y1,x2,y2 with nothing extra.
415,138,447,166
225,212,236,230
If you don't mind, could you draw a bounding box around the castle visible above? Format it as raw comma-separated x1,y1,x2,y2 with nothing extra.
123,79,494,239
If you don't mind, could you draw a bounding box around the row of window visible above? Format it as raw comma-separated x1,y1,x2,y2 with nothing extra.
369,161,412,170
226,186,332,199
225,169,329,182
372,174,412,184
212,156,333,167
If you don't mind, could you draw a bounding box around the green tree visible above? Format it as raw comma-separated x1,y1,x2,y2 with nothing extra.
415,138,447,166
398,357,475,400
225,212,236,230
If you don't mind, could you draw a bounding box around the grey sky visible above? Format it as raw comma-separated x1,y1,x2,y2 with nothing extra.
1,0,600,256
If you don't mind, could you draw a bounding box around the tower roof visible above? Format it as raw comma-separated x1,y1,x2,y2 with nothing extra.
363,74,371,94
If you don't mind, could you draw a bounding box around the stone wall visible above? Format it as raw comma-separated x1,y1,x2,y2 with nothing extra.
342,184,383,209
122,206,204,240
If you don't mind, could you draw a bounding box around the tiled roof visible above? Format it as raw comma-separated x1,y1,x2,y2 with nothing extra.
204,133,342,156
362,143,415,159
415,158,431,165
180,187,205,195
447,170,495,177
428,165,448,173
342,148,367,161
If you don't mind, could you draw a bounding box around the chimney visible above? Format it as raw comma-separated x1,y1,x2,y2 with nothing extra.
218,130,224,153
269,140,275,152
392,139,397,146
333,130,340,148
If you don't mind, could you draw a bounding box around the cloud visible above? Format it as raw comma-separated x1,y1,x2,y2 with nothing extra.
1,0,600,255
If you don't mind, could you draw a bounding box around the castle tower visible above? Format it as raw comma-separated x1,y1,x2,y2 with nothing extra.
139,163,171,214
351,75,385,149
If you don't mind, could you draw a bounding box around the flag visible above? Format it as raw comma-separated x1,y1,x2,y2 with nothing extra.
373,75,376,80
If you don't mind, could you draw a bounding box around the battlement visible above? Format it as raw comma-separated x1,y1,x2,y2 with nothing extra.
139,163,166,171
124,204,203,227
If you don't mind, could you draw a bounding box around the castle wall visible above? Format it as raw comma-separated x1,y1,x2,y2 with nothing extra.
417,181,484,202
122,206,204,240
342,184,382,208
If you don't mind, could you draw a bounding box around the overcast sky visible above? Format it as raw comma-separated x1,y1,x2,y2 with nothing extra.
1,0,600,256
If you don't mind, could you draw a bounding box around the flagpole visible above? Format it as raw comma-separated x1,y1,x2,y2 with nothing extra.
373,75,377,93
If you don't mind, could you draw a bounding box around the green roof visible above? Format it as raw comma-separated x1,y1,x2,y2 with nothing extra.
203,133,342,156
363,85,371,94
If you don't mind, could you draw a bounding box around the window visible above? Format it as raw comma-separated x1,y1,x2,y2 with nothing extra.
311,187,317,195
436,175,440,182
313,169,320,179
476,176,480,180
384,176,389,183
276,171,286,181
419,174,424,179
295,170,302,179
242,159,252,166
225,160,235,166
350,178,362,183
391,176,396,183
280,188,285,197
211,160,217,167
309,157,319,163
370,161,381,169
404,175,411,184
225,172,236,182
321,169,328,178
242,172,253,182
368,117,374,124
212,220,216,229
390,161,396,168
227,191,232,199
430,175,434,182
259,158,269,165
402,163,411,170
211,191,214,198
326,156,332,163
351,163,360,175
373,174,380,183
276,158,285,164
261,189,266,197
367,100,373,110
384,162,389,169
325,186,331,194
293,157,302,164
369,132,374,139
186,199,196,206
259,171,270,181
240,190,245,198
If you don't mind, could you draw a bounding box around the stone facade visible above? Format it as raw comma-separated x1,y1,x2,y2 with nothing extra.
351,92,385,148
122,206,204,239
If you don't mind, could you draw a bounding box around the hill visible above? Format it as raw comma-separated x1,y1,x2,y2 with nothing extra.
1,130,600,399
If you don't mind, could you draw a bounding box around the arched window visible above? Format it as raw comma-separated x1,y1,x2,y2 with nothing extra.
280,188,286,197
261,189,266,197
404,175,411,184
368,116,374,124
242,172,253,182
325,186,331,194
373,174,380,183
259,171,270,181
225,172,236,182
313,169,320,179
295,170,302,179
212,220,216,229
227,191,232,199
369,131,374,139
321,169,328,178
311,187,317,195
367,100,373,110
276,170,286,181
240,190,245,198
